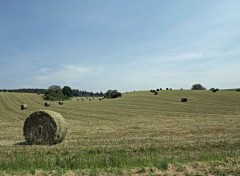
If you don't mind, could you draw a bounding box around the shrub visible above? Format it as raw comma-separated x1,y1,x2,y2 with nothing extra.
104,90,122,99
43,85,65,101
191,84,206,90
62,86,73,98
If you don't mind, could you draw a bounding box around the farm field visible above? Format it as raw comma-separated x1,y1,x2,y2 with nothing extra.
0,90,240,175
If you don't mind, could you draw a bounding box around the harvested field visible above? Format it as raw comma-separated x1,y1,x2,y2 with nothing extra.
0,91,240,175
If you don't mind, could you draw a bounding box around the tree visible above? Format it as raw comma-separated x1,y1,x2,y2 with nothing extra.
191,84,206,90
44,85,65,101
104,90,122,99
62,86,73,98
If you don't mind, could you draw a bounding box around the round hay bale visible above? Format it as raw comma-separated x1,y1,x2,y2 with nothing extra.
181,98,187,102
23,110,67,145
45,102,50,106
21,104,28,110
59,101,63,105
154,91,158,95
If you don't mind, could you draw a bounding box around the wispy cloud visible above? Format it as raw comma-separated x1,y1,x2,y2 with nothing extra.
34,64,104,88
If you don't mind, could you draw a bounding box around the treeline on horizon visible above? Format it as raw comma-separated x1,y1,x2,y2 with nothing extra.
0,88,104,97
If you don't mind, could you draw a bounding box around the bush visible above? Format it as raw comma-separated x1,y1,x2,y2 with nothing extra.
62,86,73,98
191,84,206,90
43,85,65,101
104,90,122,99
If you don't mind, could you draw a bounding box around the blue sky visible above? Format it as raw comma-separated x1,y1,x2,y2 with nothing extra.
1,0,240,92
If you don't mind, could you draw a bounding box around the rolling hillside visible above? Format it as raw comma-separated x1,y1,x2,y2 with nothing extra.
0,90,240,175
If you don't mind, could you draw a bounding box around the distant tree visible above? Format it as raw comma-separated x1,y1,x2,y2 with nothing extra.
62,86,73,97
99,91,104,97
104,90,122,99
72,89,80,96
191,84,206,90
90,91,94,97
44,85,65,101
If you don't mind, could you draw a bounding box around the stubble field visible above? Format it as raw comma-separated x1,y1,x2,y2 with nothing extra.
0,90,240,175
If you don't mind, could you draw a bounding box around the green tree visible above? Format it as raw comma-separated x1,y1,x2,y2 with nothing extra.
44,85,65,101
62,86,73,98
104,90,122,99
191,84,206,90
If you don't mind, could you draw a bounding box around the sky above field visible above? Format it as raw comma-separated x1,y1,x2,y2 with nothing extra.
0,0,240,92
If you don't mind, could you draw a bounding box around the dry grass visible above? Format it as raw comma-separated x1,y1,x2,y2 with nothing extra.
0,90,240,174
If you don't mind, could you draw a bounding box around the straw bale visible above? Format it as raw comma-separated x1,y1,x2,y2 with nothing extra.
23,110,67,145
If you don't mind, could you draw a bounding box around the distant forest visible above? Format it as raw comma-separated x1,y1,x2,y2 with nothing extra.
0,88,104,97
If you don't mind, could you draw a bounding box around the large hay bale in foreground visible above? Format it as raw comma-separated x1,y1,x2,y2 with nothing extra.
21,104,28,110
23,110,67,145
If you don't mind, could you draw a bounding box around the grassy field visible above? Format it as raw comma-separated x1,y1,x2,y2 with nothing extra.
0,90,240,175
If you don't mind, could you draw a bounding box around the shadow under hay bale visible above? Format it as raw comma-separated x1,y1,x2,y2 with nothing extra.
23,110,67,145
181,98,188,102
45,102,50,106
21,104,28,110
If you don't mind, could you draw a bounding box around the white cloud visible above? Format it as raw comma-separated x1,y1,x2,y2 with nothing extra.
34,64,104,88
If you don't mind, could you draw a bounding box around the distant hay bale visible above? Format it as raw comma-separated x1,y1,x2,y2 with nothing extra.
59,101,63,105
45,102,50,106
156,89,160,91
166,88,169,90
154,92,158,95
181,98,188,102
21,104,28,110
160,88,162,90
212,89,217,92
170,88,172,90
23,110,67,145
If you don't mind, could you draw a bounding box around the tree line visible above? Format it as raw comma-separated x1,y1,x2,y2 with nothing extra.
0,87,104,97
